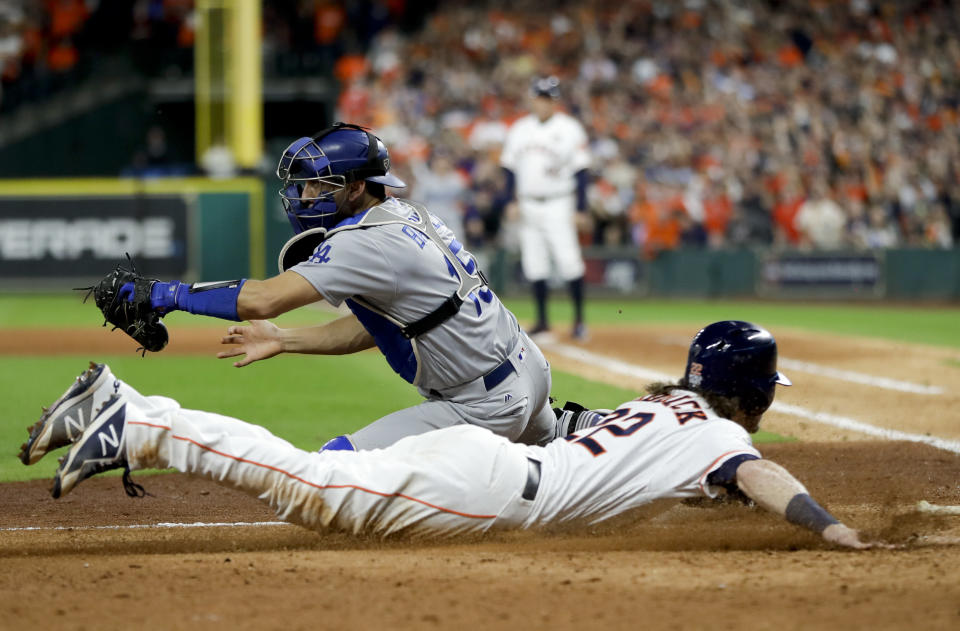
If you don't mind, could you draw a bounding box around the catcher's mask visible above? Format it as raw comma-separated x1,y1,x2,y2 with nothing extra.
683,320,791,416
277,122,406,234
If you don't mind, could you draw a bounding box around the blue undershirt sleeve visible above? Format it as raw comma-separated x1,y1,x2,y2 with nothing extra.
706,453,759,490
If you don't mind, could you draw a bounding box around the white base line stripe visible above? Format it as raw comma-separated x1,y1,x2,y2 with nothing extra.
917,501,960,516
0,521,292,533
770,402,960,453
548,343,960,454
777,358,943,395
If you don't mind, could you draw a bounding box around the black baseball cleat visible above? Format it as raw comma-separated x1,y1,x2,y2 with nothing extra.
51,394,143,499
553,401,613,436
19,362,118,465
571,323,590,342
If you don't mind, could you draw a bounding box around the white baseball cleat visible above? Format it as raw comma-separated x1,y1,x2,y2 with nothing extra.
19,362,118,465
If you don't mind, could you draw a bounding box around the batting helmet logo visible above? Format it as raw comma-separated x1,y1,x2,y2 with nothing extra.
687,362,704,387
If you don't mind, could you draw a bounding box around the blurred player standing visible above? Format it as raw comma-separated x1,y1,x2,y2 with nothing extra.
501,76,592,341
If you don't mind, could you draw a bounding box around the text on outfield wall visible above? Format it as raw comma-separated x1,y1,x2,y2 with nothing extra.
0,218,175,259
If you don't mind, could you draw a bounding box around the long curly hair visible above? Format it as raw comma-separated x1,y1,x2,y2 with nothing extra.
643,381,744,423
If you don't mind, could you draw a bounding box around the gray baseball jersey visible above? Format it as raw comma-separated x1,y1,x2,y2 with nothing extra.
291,197,517,390
289,197,556,447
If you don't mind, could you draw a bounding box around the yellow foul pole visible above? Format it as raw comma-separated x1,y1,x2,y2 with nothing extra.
195,0,263,169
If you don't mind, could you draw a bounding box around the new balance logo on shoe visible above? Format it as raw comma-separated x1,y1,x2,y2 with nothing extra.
51,394,130,499
97,423,121,456
64,411,87,442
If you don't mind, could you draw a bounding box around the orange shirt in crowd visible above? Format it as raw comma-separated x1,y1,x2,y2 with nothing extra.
702,194,732,238
334,54,369,83
630,194,683,258
46,0,88,40
47,39,78,72
315,1,346,45
773,196,805,244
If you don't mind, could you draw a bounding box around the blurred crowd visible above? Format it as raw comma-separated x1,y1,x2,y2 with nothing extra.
0,0,425,113
334,0,960,254
2,1,959,254
0,0,195,113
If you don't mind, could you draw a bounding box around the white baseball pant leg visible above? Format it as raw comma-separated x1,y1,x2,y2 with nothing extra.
349,329,554,449
518,195,585,282
117,381,533,537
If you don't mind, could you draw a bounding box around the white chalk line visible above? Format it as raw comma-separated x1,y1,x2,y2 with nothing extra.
0,520,292,533
777,358,943,395
657,336,943,395
917,501,960,516
547,343,960,455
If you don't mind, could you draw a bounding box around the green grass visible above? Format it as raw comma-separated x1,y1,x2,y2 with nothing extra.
2,352,421,481
8,293,952,482
0,293,339,329
503,296,960,348
1,353,788,482
3,351,791,481
5,293,958,346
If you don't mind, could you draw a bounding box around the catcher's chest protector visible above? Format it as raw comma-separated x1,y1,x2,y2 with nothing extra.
279,199,488,339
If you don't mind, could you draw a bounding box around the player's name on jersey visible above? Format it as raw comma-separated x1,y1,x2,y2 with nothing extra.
640,392,708,423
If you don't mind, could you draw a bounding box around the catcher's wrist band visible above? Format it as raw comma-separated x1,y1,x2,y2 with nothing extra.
156,280,246,321
785,493,840,533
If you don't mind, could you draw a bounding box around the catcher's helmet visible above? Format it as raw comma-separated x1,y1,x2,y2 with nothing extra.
277,122,406,234
530,75,561,99
683,320,791,415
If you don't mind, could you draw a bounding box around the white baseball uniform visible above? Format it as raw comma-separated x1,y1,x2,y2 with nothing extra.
117,382,760,538
500,111,591,281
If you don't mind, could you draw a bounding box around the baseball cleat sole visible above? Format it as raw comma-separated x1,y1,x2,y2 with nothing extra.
19,362,115,466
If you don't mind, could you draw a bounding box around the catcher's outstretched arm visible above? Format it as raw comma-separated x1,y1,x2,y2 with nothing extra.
277,314,375,355
235,272,322,320
734,459,886,549
218,315,375,367
146,271,321,321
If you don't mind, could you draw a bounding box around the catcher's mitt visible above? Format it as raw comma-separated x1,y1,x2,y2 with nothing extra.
80,256,168,354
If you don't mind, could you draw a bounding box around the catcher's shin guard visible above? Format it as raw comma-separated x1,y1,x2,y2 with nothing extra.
320,435,356,452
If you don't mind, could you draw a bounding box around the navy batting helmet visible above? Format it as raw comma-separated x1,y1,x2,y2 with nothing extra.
683,320,791,415
530,75,561,99
277,122,406,234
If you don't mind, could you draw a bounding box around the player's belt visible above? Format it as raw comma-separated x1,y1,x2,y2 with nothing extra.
523,458,541,501
430,355,517,399
520,192,573,202
482,357,516,391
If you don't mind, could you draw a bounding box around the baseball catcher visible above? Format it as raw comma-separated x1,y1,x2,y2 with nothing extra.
76,122,573,453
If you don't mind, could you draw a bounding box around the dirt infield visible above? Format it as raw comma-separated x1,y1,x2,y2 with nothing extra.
2,324,960,630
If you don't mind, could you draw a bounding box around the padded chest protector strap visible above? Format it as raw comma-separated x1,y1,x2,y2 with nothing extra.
278,199,488,339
